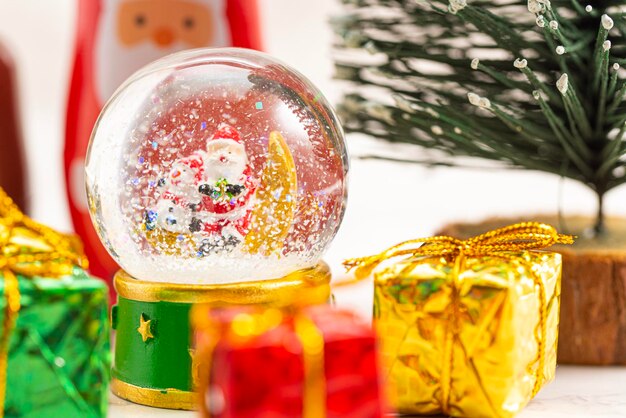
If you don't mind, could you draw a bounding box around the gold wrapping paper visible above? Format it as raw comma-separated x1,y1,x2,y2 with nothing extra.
344,222,572,418
376,252,561,417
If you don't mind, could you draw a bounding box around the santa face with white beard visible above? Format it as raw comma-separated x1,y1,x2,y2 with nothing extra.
203,138,248,185
197,124,254,205
95,0,231,102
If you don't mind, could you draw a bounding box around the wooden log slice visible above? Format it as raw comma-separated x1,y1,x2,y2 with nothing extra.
438,215,626,365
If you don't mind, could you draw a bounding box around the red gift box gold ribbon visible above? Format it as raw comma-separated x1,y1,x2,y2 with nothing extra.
0,187,88,417
343,222,574,413
194,307,328,418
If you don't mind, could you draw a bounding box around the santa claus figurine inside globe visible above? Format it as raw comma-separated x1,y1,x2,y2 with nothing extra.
149,123,256,254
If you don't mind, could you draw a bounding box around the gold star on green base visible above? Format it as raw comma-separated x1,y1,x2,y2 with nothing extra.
137,314,154,342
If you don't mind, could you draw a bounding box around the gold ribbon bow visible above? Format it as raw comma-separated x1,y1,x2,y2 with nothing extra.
343,222,574,412
344,222,574,280
0,187,88,417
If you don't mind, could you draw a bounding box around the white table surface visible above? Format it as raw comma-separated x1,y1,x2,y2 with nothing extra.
109,366,626,417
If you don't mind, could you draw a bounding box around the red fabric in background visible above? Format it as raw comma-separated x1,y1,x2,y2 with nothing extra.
64,0,263,298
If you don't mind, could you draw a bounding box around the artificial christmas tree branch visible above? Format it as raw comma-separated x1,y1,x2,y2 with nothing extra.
334,0,626,234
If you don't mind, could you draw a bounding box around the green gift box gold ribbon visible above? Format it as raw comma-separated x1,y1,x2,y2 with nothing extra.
344,222,574,418
0,187,108,418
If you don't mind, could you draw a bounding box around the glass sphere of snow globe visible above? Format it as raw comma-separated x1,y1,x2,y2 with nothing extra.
85,48,348,284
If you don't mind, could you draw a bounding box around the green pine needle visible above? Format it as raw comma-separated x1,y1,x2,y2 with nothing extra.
334,0,626,233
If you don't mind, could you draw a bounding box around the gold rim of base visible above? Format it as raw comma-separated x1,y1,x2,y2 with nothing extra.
111,378,197,410
114,261,331,305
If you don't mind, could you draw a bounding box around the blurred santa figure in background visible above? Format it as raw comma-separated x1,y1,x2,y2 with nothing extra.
64,0,262,288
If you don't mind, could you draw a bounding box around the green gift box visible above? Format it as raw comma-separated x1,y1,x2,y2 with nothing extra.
0,187,108,417
0,268,110,418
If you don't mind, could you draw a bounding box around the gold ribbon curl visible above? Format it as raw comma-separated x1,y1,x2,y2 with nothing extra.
0,187,88,417
343,222,574,413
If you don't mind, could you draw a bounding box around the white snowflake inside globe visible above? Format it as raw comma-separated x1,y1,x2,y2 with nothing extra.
85,48,348,283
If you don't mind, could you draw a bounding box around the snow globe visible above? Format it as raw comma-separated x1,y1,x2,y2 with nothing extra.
85,48,348,409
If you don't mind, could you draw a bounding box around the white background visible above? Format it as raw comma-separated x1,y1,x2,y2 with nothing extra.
0,1,625,417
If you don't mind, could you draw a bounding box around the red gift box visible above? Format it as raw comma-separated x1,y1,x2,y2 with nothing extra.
192,305,384,418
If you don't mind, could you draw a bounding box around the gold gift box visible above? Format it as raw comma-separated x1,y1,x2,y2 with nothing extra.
375,251,561,418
